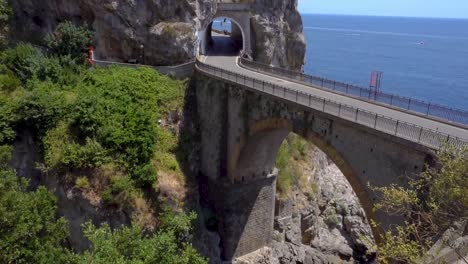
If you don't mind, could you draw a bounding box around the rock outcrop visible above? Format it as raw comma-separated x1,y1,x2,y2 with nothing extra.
8,0,305,68
271,148,376,263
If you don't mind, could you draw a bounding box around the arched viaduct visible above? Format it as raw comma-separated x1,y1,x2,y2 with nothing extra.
194,1,468,261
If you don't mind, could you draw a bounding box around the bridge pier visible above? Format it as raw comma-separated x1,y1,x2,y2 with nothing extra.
195,68,435,259
208,173,277,260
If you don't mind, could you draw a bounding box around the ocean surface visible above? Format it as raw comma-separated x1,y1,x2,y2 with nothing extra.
302,14,468,110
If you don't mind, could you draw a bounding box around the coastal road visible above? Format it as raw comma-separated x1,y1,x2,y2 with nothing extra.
203,33,468,141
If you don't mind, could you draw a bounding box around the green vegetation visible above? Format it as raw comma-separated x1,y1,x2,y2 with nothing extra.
76,210,206,264
46,21,94,62
275,133,317,198
373,147,468,263
0,0,11,48
0,146,72,264
0,21,205,263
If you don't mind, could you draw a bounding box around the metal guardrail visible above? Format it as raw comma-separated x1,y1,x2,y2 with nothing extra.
196,59,468,151
239,58,468,126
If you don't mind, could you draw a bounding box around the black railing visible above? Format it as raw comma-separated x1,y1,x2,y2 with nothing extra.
239,58,468,126
196,59,468,151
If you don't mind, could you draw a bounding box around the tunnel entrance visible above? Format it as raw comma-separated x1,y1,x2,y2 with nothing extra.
203,17,244,56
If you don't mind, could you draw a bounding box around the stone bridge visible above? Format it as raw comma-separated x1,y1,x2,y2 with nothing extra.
194,3,468,260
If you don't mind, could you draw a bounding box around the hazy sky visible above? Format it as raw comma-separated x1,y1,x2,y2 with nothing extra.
298,0,468,19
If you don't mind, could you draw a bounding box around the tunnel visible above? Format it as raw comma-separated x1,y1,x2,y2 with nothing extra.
201,17,245,56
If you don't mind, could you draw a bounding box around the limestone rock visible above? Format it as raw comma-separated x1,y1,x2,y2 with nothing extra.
9,0,305,69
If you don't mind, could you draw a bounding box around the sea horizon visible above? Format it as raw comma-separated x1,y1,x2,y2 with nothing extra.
301,14,468,110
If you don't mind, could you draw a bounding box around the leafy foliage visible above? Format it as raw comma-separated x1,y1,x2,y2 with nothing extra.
0,0,11,47
275,134,314,197
373,147,468,263
0,30,203,263
46,21,93,62
0,150,72,264
74,210,206,264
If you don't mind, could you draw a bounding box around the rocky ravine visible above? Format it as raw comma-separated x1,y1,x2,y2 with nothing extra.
234,148,376,264
8,0,305,69
8,0,376,262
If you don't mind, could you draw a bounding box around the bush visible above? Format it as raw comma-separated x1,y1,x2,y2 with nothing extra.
102,175,138,207
373,147,468,263
0,167,72,263
46,21,93,62
0,65,20,92
0,43,44,83
75,210,206,264
0,144,11,166
132,163,157,187
0,94,17,144
75,176,90,190
0,0,12,48
15,81,68,136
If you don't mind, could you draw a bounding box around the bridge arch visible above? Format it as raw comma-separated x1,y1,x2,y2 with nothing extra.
229,118,380,238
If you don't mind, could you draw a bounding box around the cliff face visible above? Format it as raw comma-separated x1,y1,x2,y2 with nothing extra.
8,0,305,68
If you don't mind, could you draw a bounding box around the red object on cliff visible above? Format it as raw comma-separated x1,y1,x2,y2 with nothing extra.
88,46,94,65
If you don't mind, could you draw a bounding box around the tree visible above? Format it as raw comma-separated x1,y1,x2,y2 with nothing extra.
46,21,93,62
373,147,468,263
0,145,73,264
74,210,207,264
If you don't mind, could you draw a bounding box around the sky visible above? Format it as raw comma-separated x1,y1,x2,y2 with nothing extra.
298,0,468,19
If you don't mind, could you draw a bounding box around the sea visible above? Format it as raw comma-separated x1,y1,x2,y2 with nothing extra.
302,14,468,110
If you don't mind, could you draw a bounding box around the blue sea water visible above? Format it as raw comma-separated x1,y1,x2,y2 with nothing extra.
302,14,468,110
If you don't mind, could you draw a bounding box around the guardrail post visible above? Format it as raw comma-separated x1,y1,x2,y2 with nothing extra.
284,87,286,97
333,81,336,90
338,104,342,116
390,94,394,105
374,114,378,128
323,99,326,111
418,127,423,142
309,95,312,106
395,121,399,135
355,109,359,122
296,91,299,102
262,81,265,91
426,103,431,115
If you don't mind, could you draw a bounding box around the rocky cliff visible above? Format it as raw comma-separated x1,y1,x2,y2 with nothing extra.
7,1,370,262
8,0,305,68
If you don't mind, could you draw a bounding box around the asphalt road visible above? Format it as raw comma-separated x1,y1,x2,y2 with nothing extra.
203,34,468,141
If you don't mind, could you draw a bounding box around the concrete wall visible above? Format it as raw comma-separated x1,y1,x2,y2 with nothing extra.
195,73,435,259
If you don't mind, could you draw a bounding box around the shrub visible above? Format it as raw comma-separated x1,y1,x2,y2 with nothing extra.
15,81,68,136
102,175,138,207
0,94,16,144
0,65,20,92
75,176,90,190
0,43,44,83
373,147,468,263
132,163,157,187
0,144,11,166
46,21,93,62
0,0,12,48
75,210,206,264
0,167,72,263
